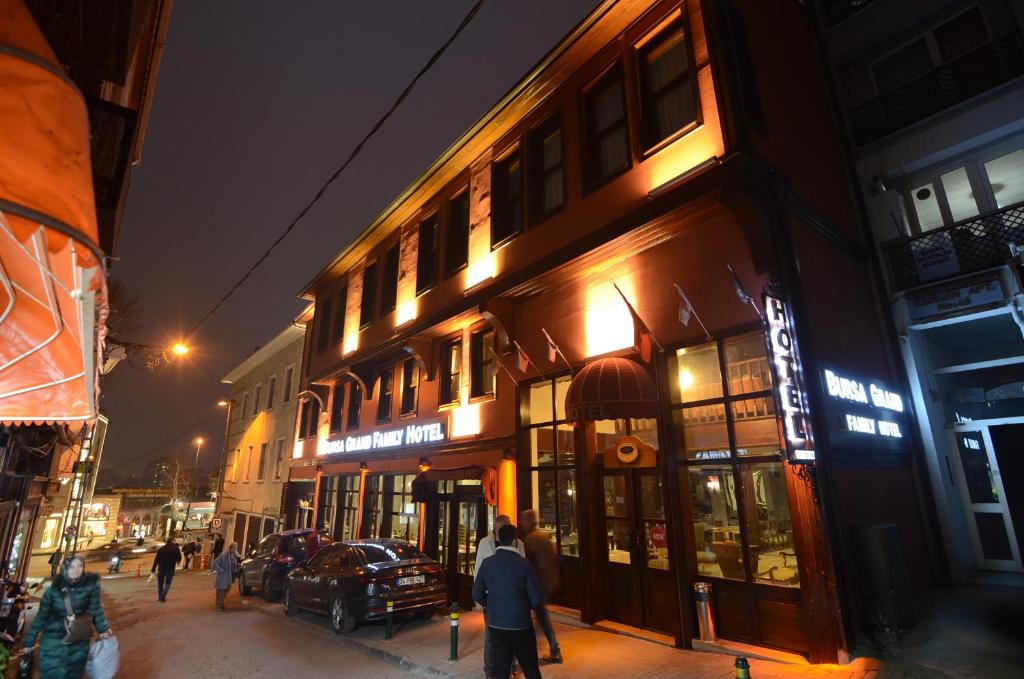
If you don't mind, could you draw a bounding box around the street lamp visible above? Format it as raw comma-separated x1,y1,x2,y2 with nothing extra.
179,436,204,537
213,400,235,526
171,342,189,356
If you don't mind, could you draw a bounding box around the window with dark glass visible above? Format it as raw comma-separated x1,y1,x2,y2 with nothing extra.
444,191,470,278
523,376,577,556
491,148,523,246
669,332,799,588
273,438,285,479
416,214,439,294
638,20,696,149
400,358,419,416
331,286,347,345
266,376,276,410
385,474,419,543
376,367,394,422
329,383,344,432
361,475,383,538
302,397,320,440
257,442,268,481
346,381,361,430
283,367,293,403
359,262,377,327
470,329,496,398
252,384,262,416
316,297,332,352
582,65,630,188
380,243,400,313
240,393,249,420
299,399,311,440
440,339,462,406
529,115,564,220
335,475,361,541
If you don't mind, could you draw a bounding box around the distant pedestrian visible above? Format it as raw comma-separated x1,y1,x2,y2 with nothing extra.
181,540,196,570
85,529,95,549
212,542,241,611
47,547,63,580
151,536,182,602
473,524,544,679
212,533,225,559
23,555,113,679
475,514,524,679
520,509,563,664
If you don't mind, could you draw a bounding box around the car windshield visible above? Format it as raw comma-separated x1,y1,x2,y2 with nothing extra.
354,543,426,564
284,535,306,555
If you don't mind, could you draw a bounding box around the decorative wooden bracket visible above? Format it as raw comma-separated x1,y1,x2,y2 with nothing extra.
402,336,434,381
480,298,515,356
341,367,374,401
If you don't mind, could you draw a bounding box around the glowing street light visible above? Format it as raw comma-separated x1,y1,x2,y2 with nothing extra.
171,342,189,357
216,400,229,408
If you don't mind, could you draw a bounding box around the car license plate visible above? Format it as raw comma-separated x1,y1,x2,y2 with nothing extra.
397,575,425,587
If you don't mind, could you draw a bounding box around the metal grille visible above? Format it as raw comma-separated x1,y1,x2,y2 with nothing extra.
885,202,1024,290
87,97,138,210
819,0,879,30
852,31,1024,146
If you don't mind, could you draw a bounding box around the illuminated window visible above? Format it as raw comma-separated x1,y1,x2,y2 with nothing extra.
440,339,462,406
400,358,419,416
491,148,524,247
470,329,496,398
360,262,377,328
638,20,696,149
377,367,394,423
529,115,564,221
582,64,630,188
444,191,470,278
417,214,439,294
380,243,400,314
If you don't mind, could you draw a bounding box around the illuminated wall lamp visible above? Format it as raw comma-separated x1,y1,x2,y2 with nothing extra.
418,457,431,472
647,157,720,200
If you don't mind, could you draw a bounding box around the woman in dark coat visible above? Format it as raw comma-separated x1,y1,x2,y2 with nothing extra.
24,555,112,678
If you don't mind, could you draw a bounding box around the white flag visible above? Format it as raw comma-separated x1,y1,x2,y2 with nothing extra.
673,284,693,326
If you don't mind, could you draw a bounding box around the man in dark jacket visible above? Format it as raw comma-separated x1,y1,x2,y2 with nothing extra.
520,509,563,663
151,536,182,602
473,524,544,679
212,533,225,559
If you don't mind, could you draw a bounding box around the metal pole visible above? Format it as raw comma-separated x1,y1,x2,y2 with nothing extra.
180,439,202,537
449,602,459,661
385,599,394,639
213,401,233,520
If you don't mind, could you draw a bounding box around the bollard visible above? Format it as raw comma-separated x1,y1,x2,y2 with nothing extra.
735,656,750,679
385,599,394,639
449,602,459,661
693,582,716,642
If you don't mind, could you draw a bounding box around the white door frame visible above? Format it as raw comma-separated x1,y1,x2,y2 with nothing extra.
949,423,1023,572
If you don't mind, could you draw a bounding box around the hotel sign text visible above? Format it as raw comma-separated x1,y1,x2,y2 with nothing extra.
820,366,908,456
319,420,447,456
764,293,816,464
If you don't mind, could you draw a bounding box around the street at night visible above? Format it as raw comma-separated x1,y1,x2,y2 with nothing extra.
3,0,1024,677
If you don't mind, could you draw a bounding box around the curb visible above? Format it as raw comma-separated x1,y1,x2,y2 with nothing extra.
244,596,472,679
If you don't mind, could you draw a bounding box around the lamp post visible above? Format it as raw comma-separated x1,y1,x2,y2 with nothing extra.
180,436,203,536
214,400,234,522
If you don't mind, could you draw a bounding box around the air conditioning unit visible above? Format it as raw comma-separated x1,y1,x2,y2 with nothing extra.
854,523,915,631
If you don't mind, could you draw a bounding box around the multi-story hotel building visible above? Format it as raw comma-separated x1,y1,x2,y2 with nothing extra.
285,0,932,662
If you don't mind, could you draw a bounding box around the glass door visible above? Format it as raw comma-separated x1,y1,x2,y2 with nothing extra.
951,427,1023,571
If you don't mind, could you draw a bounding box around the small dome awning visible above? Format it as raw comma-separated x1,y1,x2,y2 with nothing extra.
565,357,658,421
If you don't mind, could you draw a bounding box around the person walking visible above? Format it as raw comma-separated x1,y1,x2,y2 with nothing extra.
473,524,544,679
23,555,113,679
181,540,195,571
46,546,63,580
475,515,525,679
520,509,563,663
212,533,224,560
151,536,182,602
212,542,241,611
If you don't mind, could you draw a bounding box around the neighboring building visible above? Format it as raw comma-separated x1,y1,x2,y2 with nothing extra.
287,0,930,663
0,0,170,580
813,0,1024,585
218,326,304,554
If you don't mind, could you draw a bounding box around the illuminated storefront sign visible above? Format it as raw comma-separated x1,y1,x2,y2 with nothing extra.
820,366,908,454
320,419,447,455
764,294,816,463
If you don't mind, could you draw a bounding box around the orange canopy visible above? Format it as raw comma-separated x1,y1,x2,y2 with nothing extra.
0,0,106,425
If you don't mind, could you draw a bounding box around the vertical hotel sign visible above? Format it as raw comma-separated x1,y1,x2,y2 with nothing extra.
764,294,815,463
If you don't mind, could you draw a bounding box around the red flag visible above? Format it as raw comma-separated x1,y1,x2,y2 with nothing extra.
612,282,655,363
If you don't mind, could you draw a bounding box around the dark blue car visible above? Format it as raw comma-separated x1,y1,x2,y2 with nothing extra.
239,528,332,601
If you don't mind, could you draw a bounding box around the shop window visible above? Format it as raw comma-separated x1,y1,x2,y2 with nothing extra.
983,148,1024,208
331,286,347,345
346,381,362,430
360,261,377,328
400,358,419,416
252,383,262,416
470,329,496,398
380,242,400,314
582,64,630,189
257,442,268,481
329,383,344,432
283,367,294,403
266,375,277,410
273,438,285,479
671,332,798,588
337,475,361,541
637,19,696,149
316,296,332,352
524,376,578,556
417,214,439,293
528,115,564,221
362,475,384,538
444,190,470,278
377,367,394,423
440,339,462,406
387,474,420,543
491,148,524,247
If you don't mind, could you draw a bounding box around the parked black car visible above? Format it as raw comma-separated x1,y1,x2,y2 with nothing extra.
239,528,332,602
283,539,446,634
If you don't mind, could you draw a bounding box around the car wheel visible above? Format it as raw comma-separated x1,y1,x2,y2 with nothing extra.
329,595,356,634
239,574,252,596
283,583,298,617
262,575,280,602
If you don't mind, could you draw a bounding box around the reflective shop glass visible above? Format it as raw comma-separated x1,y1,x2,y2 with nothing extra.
689,466,743,580
744,463,799,588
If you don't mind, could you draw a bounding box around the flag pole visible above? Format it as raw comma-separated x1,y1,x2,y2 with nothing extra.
727,264,763,322
491,351,521,384
673,283,712,341
513,340,546,380
611,281,663,352
541,328,574,374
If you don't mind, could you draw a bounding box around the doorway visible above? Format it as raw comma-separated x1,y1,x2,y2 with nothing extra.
599,469,675,633
951,426,1023,571
424,481,495,607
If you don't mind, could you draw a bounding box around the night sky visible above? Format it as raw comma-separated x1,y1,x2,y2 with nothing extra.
99,1,600,482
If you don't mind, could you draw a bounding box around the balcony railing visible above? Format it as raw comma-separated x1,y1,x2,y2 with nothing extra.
851,31,1024,146
884,201,1024,291
820,0,880,30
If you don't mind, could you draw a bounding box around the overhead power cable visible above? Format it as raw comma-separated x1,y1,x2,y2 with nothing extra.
187,0,488,336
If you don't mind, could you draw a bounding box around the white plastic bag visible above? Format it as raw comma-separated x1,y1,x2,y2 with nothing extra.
86,635,120,679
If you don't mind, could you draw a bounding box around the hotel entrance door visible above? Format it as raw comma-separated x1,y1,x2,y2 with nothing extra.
424,482,495,608
600,469,676,633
